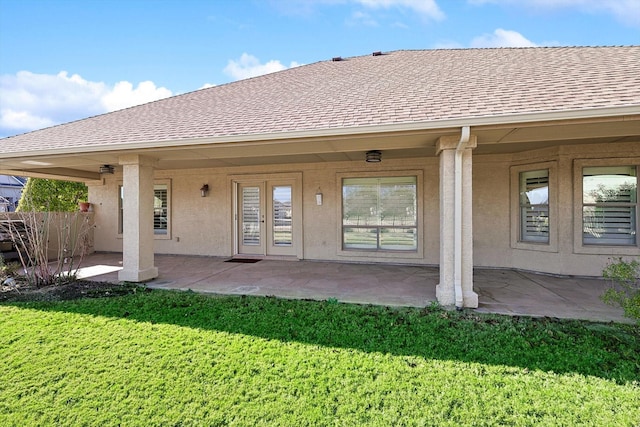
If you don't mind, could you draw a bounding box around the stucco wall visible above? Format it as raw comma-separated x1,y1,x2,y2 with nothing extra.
89,157,440,264
473,141,640,276
88,140,640,277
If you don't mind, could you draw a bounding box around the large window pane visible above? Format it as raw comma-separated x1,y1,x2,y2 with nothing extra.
583,166,637,245
342,176,417,251
519,169,549,243
343,227,378,250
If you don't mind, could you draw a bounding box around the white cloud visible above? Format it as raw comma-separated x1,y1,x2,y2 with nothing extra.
271,0,445,20
223,53,302,81
0,109,55,131
199,83,216,90
348,10,379,26
471,28,538,47
0,70,172,137
101,80,172,111
356,0,445,20
468,0,640,26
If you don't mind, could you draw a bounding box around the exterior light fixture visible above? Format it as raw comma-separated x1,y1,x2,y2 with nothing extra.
315,188,323,206
200,184,209,197
99,164,115,174
365,150,382,163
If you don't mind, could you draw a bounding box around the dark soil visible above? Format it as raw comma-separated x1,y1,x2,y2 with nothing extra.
0,279,143,303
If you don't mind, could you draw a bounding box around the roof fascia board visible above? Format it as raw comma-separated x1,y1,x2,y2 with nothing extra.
0,168,100,182
1,105,638,159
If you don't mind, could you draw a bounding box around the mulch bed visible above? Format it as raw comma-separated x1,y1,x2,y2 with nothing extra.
0,279,143,303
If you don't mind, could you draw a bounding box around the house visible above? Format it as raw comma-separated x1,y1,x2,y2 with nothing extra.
1,46,639,308
0,175,26,212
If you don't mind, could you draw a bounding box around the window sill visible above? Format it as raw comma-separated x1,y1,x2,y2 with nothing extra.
573,244,640,256
117,234,172,241
511,240,558,253
337,248,423,260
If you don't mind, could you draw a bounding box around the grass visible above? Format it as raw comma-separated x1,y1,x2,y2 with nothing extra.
1,288,639,426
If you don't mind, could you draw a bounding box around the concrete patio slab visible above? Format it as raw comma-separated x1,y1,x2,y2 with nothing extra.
76,253,630,323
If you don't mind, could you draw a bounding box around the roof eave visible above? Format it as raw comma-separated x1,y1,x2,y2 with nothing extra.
1,104,638,159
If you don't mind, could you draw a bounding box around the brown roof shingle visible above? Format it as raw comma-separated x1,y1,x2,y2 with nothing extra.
2,46,639,154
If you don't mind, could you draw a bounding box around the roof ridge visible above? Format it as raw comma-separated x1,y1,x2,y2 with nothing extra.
321,45,640,62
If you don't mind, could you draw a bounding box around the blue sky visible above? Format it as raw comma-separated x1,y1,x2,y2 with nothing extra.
0,0,638,138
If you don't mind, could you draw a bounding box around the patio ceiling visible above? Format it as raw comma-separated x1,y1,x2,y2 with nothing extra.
1,113,638,182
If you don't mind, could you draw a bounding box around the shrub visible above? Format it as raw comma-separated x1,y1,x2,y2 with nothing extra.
0,211,93,287
602,257,640,323
17,178,87,212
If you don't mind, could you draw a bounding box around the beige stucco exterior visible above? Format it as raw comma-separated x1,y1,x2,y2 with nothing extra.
2,48,638,309
87,139,640,287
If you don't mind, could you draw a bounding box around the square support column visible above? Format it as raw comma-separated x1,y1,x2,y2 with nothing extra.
435,134,478,308
117,154,159,282
436,148,456,305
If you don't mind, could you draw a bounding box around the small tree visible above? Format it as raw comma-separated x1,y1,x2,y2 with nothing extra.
17,178,87,212
2,179,92,287
602,257,640,323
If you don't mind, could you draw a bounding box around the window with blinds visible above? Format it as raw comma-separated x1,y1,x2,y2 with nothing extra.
153,184,168,235
519,169,549,243
583,166,637,245
342,176,417,251
241,186,260,245
118,183,170,236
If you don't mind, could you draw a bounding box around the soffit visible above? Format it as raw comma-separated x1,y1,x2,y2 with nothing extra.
1,115,638,181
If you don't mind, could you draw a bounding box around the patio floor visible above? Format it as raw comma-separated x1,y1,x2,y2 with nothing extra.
76,252,630,323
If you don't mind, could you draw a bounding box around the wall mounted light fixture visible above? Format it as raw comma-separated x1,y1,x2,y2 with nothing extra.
200,184,209,197
99,164,115,174
365,150,382,163
315,188,323,206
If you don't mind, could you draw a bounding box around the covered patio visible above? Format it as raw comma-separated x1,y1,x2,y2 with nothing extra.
76,252,629,323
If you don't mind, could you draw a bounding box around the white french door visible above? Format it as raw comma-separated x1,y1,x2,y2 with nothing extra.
236,179,298,257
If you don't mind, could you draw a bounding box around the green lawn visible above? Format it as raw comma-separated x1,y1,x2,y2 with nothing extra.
1,289,639,426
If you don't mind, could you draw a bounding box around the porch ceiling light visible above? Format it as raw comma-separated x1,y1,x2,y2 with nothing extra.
365,150,382,163
99,164,115,174
200,184,210,197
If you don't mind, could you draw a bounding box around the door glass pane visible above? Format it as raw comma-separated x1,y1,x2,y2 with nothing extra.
272,186,292,246
242,187,260,245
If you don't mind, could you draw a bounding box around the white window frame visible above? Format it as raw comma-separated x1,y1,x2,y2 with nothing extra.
336,170,423,260
573,158,640,255
118,178,172,240
510,162,558,253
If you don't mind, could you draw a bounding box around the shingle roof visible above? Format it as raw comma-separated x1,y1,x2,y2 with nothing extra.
2,46,639,155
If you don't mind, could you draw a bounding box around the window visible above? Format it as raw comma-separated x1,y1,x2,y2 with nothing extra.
519,169,549,243
118,181,170,237
583,166,637,245
153,184,168,235
342,176,417,251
